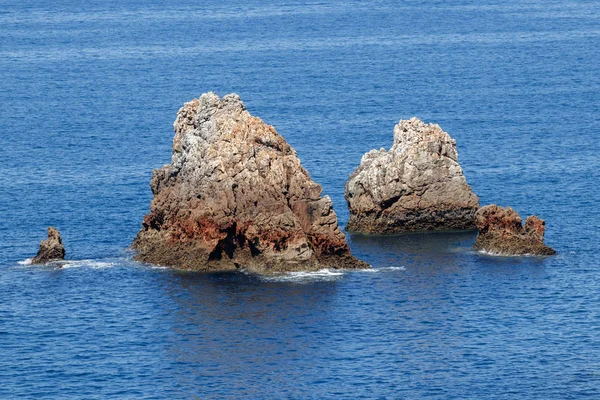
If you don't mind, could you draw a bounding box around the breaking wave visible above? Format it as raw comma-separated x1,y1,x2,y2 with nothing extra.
59,260,116,269
259,265,406,282
261,268,345,282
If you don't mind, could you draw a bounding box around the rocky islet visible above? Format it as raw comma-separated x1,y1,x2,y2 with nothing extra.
31,227,65,264
27,98,554,269
132,92,368,273
345,117,480,234
473,205,556,256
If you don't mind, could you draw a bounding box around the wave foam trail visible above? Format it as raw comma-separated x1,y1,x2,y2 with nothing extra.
476,249,539,257
377,266,406,271
59,260,116,269
17,257,118,269
49,260,116,269
262,268,344,282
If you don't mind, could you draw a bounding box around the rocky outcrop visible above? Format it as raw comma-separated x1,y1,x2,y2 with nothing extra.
345,117,479,233
31,227,65,264
473,205,556,255
132,92,367,273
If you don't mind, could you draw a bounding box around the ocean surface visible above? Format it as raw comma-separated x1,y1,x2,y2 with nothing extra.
1,0,599,398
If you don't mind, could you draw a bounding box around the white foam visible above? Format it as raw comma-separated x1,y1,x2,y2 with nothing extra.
341,266,405,273
17,257,118,269
476,249,536,257
289,268,344,277
374,266,407,271
356,267,378,272
260,265,407,281
262,268,344,282
134,261,170,270
59,260,116,269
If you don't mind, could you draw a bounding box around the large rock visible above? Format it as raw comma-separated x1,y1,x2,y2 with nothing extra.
473,205,556,255
132,92,367,273
345,117,479,233
31,227,65,264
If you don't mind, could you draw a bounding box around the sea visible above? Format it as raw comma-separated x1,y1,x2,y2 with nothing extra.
1,0,599,398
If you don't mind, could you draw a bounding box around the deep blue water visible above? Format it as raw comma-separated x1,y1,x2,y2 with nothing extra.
1,0,600,398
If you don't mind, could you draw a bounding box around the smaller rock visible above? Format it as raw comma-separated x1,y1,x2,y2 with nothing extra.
473,205,555,256
345,117,479,233
31,227,65,264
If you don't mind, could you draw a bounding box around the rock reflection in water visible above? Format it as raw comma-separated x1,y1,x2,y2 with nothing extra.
160,272,339,397
348,229,547,279
349,230,478,270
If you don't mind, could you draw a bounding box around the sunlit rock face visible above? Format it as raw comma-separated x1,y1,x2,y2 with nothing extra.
133,92,367,273
473,205,556,256
345,117,479,233
31,227,65,264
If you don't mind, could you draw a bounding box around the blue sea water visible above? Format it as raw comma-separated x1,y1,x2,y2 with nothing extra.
1,0,600,398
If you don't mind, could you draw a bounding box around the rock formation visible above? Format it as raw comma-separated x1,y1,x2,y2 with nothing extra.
473,205,556,255
345,117,479,233
31,227,65,264
132,92,368,273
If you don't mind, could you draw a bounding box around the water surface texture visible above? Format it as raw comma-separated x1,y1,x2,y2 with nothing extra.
1,0,599,398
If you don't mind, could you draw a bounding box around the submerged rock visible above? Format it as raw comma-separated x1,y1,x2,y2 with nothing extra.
345,117,479,233
132,92,367,273
473,205,556,256
31,227,65,264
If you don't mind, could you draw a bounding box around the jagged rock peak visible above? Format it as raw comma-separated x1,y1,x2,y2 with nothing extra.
345,117,479,233
392,118,458,161
31,227,65,264
473,205,556,256
133,92,368,273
